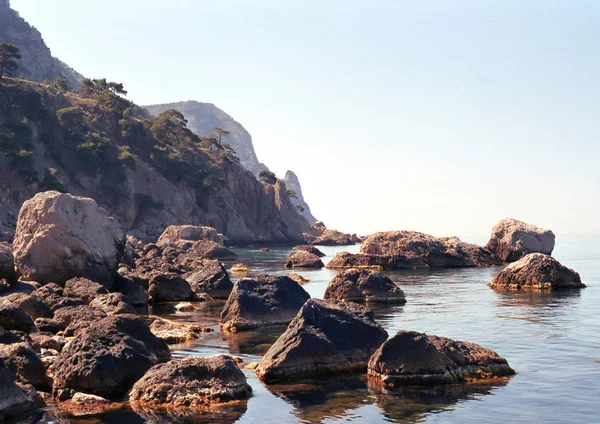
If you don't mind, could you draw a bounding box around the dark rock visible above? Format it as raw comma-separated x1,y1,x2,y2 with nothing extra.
129,355,251,410
0,242,17,282
148,273,193,302
486,218,556,262
111,275,148,308
90,293,136,315
0,299,35,333
0,342,51,391
12,191,125,288
34,318,63,334
368,331,515,387
312,229,358,246
221,275,310,331
187,240,237,260
52,315,170,399
184,259,233,299
29,333,65,352
284,251,324,268
52,305,108,336
293,245,325,257
0,326,30,345
63,277,109,304
489,253,585,290
0,280,39,296
32,283,85,311
324,269,406,303
0,359,45,421
4,293,53,319
256,298,388,382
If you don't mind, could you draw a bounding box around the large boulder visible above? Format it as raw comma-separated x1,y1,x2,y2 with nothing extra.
284,250,324,268
148,273,193,302
156,225,223,249
0,299,36,333
0,242,17,282
293,245,325,257
220,275,311,332
63,278,109,304
324,269,406,303
12,191,125,288
0,343,51,391
368,331,515,387
489,253,584,290
90,293,136,315
112,274,148,309
129,355,252,410
486,218,555,262
52,305,108,337
312,229,359,246
328,231,501,270
186,240,237,260
0,359,44,421
52,316,171,399
184,259,233,299
256,299,388,382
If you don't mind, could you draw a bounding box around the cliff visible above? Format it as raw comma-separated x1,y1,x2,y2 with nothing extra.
0,79,310,244
283,170,317,224
0,0,82,87
144,101,267,176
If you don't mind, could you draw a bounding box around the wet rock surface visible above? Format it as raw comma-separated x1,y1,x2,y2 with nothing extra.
256,299,388,382
486,218,556,262
221,275,311,331
367,331,514,387
129,355,252,410
12,191,125,287
324,269,406,303
489,253,584,290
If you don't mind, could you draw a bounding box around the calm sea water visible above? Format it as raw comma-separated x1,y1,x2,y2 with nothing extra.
66,236,600,424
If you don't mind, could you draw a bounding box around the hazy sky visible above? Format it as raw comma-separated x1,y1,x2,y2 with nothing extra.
10,0,600,239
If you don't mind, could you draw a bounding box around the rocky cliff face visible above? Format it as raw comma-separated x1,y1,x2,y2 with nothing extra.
144,101,267,176
283,170,316,224
0,80,310,245
0,0,82,87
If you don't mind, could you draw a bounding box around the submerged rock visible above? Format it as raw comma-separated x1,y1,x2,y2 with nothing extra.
129,355,251,411
489,253,584,290
221,275,311,332
52,316,171,399
324,269,406,303
149,318,205,344
256,299,388,382
367,331,514,387
284,251,324,268
486,218,555,262
12,191,125,288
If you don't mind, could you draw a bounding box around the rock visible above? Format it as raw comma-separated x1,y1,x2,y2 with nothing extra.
148,273,193,302
111,275,148,310
328,231,501,270
256,299,388,382
293,245,326,257
60,392,118,416
175,302,195,312
0,299,36,333
12,191,125,288
187,240,237,260
486,218,556,262
4,293,53,319
63,277,109,304
285,273,310,285
52,316,170,399
90,293,136,315
0,359,45,421
284,251,324,268
230,263,250,273
221,275,311,332
34,318,63,334
52,305,108,337
489,253,585,290
324,269,406,303
149,318,203,344
0,280,39,296
29,333,65,352
185,259,233,299
0,242,17,282
367,331,515,387
312,229,358,246
0,342,51,391
156,225,223,249
129,355,251,410
260,247,271,252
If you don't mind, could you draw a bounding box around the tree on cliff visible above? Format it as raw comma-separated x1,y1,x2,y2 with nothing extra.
0,42,20,82
81,78,129,118
214,127,230,146
259,170,278,185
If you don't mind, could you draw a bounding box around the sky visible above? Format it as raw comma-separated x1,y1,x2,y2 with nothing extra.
10,0,600,239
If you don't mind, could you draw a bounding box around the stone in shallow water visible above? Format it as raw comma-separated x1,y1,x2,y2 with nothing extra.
185,259,233,299
367,330,514,387
256,298,388,383
489,253,584,290
324,269,406,303
486,218,555,262
284,250,324,268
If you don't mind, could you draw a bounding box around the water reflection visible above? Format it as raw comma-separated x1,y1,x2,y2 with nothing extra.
221,325,287,356
130,401,248,424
